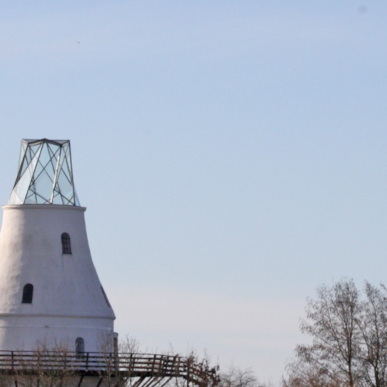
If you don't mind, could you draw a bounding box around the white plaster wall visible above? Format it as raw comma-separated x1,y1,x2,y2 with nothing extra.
0,205,116,352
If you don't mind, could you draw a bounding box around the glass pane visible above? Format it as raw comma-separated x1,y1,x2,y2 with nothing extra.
9,191,23,204
60,195,71,205
25,193,36,204
53,194,63,205
46,143,60,159
29,144,41,159
18,141,28,166
37,143,50,169
57,171,73,199
64,151,73,176
35,194,48,204
46,146,60,176
74,188,80,206
14,169,33,202
17,157,30,182
59,155,72,184
34,171,53,202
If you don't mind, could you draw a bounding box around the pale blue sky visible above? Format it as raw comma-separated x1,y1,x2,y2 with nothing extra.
0,0,387,383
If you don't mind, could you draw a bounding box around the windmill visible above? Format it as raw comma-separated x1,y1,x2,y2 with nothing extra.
0,139,218,387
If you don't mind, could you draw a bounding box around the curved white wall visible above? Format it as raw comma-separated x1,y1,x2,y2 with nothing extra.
0,205,116,352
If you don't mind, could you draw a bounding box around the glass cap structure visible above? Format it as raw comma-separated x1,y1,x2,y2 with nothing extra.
8,139,80,206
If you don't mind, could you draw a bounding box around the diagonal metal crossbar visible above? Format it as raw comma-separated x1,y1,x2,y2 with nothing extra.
0,351,219,387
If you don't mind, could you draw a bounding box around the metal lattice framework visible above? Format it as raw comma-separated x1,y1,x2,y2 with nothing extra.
0,351,219,387
9,139,80,206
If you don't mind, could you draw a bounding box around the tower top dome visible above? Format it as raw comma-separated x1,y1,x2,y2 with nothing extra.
8,138,80,206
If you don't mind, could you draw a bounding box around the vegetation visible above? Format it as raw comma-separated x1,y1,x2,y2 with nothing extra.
283,279,387,387
5,279,387,387
220,365,273,387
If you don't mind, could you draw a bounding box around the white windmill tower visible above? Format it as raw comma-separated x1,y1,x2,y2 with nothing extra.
0,139,117,354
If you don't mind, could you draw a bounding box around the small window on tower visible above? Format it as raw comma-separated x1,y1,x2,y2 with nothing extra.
61,233,72,254
75,337,84,357
22,284,33,304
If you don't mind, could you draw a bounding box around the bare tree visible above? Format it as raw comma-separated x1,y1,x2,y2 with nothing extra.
187,352,220,387
220,365,271,387
287,279,362,387
14,340,78,387
282,358,341,387
357,282,387,387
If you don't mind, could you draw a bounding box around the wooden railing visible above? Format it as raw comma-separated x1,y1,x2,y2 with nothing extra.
0,351,219,387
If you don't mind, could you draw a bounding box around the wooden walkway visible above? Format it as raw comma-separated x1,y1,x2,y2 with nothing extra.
0,351,219,387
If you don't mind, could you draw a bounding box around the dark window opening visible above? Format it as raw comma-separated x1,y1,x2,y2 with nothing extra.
61,233,72,254
101,286,111,308
75,337,84,356
22,284,33,304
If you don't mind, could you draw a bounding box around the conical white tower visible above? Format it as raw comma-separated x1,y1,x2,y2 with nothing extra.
0,139,117,353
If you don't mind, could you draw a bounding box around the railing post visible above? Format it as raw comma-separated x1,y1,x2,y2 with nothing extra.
86,352,89,371
187,361,190,387
11,351,14,371
114,349,118,373
152,355,156,373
